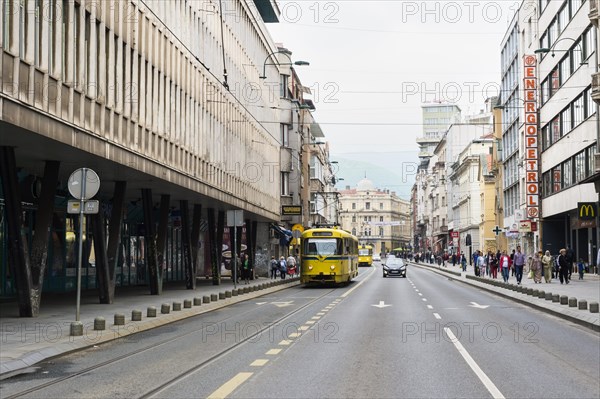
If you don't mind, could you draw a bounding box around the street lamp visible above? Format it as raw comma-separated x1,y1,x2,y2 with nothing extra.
535,37,587,64
260,50,310,79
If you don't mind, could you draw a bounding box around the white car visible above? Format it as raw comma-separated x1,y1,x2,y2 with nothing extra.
372,254,381,262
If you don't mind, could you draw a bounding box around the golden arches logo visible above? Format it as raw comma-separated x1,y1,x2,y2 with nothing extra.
579,204,595,218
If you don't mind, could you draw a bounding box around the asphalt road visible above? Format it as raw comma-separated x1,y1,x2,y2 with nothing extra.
1,262,598,399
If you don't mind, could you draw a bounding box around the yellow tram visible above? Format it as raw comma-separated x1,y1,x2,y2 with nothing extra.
358,244,374,267
300,227,359,285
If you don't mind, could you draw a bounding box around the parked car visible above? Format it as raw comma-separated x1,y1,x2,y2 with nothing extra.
383,257,406,278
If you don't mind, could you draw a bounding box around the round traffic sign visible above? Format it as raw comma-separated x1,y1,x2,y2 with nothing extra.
68,168,100,200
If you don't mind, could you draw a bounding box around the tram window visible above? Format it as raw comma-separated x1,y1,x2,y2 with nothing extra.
305,238,339,256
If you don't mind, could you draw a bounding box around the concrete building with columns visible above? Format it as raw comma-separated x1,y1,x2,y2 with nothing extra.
0,0,296,316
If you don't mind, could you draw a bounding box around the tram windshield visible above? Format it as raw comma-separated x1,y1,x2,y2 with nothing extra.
304,238,342,256
358,248,372,256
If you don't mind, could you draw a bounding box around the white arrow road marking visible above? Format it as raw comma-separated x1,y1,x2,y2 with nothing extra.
469,302,490,309
372,301,392,308
272,301,294,307
255,302,267,305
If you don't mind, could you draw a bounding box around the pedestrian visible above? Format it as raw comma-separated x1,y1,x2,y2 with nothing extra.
578,258,585,280
557,248,569,284
461,252,467,272
531,251,542,283
279,256,287,279
510,249,516,276
565,246,575,280
476,250,485,277
452,253,456,267
541,250,553,283
286,254,297,276
489,251,498,279
513,245,526,285
242,253,251,284
499,250,511,283
270,256,278,279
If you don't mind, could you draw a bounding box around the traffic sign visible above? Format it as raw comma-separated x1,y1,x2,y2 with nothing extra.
450,231,459,238
67,200,100,214
68,168,100,200
492,225,502,236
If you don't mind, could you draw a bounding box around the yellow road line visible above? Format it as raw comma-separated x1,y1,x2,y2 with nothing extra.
207,372,253,399
250,359,269,366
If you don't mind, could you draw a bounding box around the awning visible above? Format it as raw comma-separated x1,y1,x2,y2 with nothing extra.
271,224,293,246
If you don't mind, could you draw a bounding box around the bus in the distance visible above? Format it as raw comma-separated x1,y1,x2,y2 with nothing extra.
358,244,373,267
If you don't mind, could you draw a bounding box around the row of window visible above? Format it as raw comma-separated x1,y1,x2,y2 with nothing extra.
350,202,385,210
541,144,596,196
540,27,594,105
503,184,520,217
539,0,585,51
541,87,595,151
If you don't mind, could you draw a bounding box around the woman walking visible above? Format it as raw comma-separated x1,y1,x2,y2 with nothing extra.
531,251,543,283
541,250,553,283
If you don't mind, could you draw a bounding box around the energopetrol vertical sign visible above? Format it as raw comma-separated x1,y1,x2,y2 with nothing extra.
523,55,539,219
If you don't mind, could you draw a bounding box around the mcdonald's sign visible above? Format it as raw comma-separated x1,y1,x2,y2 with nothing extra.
578,202,597,220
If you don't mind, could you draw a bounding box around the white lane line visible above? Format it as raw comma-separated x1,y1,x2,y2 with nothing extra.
444,327,505,399
422,298,427,302
418,293,423,296
311,316,321,320
279,340,292,345
427,305,433,309
317,312,325,315
288,332,301,338
306,320,316,325
266,349,282,355
207,372,253,399
298,326,310,331
433,313,441,319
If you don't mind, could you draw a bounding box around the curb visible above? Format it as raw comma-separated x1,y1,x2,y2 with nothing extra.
411,262,600,333
0,278,301,379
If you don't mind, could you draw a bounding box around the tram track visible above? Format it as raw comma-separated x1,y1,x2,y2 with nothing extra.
3,286,339,399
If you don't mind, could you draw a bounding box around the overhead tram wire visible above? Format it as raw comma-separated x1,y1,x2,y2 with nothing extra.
137,0,281,144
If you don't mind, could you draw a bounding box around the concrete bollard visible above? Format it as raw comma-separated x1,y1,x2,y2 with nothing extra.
94,317,106,330
114,313,125,325
559,295,568,305
578,300,588,310
545,292,552,301
244,287,249,294
526,288,534,296
147,306,157,317
211,293,218,302
532,289,539,297
203,295,211,304
173,302,182,311
70,321,83,336
219,292,226,300
161,303,171,314
131,310,142,321
225,291,232,298
251,285,256,292
538,290,545,299
184,299,192,308
568,297,577,307
552,294,560,303
194,297,202,306
590,302,599,313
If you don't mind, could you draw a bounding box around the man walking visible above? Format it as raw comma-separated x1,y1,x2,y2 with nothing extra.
513,245,526,285
558,248,570,284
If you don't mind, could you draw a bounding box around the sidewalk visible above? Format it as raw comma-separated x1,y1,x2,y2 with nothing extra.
411,260,600,331
0,276,299,378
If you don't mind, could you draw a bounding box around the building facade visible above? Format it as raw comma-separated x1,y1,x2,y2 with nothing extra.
0,0,295,314
338,178,410,256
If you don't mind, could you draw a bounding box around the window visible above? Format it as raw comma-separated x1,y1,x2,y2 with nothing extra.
352,203,356,210
552,166,561,193
352,215,356,222
3,0,12,51
575,151,586,183
280,124,289,147
379,202,383,210
562,160,573,188
280,172,289,196
380,216,384,222
379,227,384,237
561,108,570,137
365,202,370,210
279,74,289,98
573,95,585,128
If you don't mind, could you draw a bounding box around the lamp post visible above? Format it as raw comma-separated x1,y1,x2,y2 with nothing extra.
534,37,586,60
259,50,309,79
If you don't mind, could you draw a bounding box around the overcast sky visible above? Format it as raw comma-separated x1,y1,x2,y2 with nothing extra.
266,0,520,197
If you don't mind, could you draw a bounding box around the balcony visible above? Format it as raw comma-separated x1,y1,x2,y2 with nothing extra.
590,0,599,27
592,72,600,105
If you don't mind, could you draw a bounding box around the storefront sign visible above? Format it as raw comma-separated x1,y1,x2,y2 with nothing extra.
282,205,302,215
578,202,597,220
523,55,539,219
519,220,531,233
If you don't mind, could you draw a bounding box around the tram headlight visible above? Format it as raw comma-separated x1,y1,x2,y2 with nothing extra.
330,265,335,270
308,265,313,271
